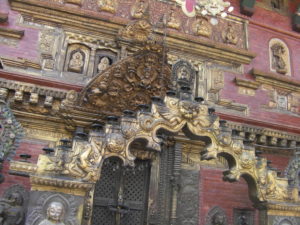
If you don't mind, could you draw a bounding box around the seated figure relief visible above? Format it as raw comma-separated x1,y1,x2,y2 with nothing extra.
131,0,148,18
38,202,65,225
97,57,110,73
68,51,84,73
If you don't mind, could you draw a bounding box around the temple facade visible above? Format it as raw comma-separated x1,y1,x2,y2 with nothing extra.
0,0,300,225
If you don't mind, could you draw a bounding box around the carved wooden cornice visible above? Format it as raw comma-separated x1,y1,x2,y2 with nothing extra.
10,0,256,65
1,56,41,70
252,69,300,92
235,77,260,89
0,27,24,39
0,12,8,23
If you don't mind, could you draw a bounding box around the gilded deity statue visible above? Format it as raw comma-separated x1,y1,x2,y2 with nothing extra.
97,57,110,73
177,65,190,81
222,24,238,45
0,192,24,225
167,7,181,30
38,202,65,225
131,0,148,18
68,51,84,73
192,17,212,37
271,43,287,74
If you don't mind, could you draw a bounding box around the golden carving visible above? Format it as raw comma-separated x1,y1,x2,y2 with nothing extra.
222,23,238,45
70,48,171,115
68,50,84,73
130,0,148,19
98,0,117,14
167,7,181,30
97,56,110,73
271,43,287,74
118,19,152,42
192,17,212,37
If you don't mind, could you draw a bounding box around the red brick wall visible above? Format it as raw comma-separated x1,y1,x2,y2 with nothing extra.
200,166,259,225
0,139,47,195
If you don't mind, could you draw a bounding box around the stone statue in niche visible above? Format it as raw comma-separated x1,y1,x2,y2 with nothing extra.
131,0,148,18
205,206,228,225
212,213,226,225
0,192,24,225
271,43,287,74
172,60,195,89
38,202,65,225
192,17,212,37
167,7,181,30
97,57,110,73
222,23,238,45
237,214,248,225
68,50,84,73
177,65,190,81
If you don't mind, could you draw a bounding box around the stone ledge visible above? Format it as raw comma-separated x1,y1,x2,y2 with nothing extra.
0,27,24,39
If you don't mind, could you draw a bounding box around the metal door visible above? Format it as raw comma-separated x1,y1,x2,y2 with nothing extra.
92,157,150,225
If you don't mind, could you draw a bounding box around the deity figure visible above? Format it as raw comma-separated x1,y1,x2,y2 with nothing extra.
167,7,181,30
0,192,24,225
38,202,65,225
271,43,287,74
97,57,110,73
131,0,148,18
177,65,190,81
212,213,225,225
98,0,117,13
237,214,248,225
222,24,238,45
14,91,23,102
193,17,212,37
136,53,158,87
68,51,84,73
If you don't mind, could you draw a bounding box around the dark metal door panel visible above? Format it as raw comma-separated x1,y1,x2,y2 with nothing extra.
91,157,150,225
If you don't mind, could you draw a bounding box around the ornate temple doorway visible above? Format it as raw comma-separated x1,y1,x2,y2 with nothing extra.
91,157,151,225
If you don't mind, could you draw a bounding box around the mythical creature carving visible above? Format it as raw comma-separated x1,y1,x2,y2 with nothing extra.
0,185,27,225
271,43,287,74
192,17,212,37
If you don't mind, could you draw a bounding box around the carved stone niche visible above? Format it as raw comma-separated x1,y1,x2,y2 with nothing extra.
64,44,90,75
269,38,291,76
233,209,254,225
172,60,195,92
93,50,116,76
285,157,300,187
205,206,228,225
26,192,83,225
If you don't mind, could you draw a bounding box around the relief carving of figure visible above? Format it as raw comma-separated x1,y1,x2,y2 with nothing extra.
271,43,287,74
131,0,148,18
68,51,84,73
98,0,117,14
222,24,238,45
177,65,190,82
212,213,225,225
38,202,65,225
97,57,110,73
0,192,24,225
192,17,212,37
167,7,181,30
